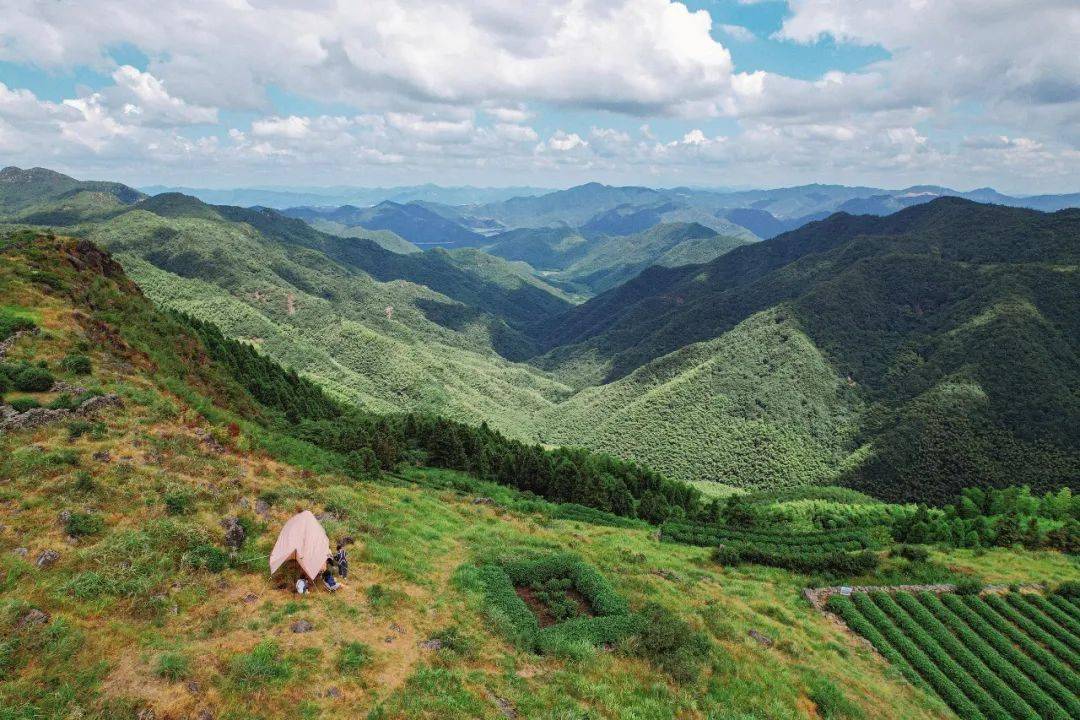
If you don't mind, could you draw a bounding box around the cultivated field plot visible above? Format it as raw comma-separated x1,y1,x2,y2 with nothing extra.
829,591,1080,719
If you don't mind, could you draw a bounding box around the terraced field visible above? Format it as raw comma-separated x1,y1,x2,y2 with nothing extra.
829,591,1080,719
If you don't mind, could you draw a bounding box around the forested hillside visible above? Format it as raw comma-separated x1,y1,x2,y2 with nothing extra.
2,167,1077,505
529,199,1080,501
0,169,575,432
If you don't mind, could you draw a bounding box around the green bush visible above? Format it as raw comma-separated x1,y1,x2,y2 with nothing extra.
0,310,34,341
13,366,54,392
336,641,372,675
633,603,710,683
893,544,930,563
154,651,191,681
954,578,983,595
163,489,195,516
710,543,879,576
59,353,92,375
8,397,40,413
64,511,105,538
47,393,78,410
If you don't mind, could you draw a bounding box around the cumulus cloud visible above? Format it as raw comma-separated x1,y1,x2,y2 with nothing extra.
0,0,736,116
0,0,1076,190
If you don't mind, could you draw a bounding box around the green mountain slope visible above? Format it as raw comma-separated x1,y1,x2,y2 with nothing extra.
284,200,484,247
537,308,863,489
554,222,755,294
0,171,575,433
529,199,1080,501
307,218,421,254
0,166,144,222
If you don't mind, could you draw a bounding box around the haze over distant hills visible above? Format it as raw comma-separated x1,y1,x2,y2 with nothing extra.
140,183,553,209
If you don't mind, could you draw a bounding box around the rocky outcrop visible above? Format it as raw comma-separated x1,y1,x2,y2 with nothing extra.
0,393,122,432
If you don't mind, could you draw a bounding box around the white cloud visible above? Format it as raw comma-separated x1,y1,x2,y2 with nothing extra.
106,66,217,126
718,24,755,42
0,0,737,116
547,130,587,152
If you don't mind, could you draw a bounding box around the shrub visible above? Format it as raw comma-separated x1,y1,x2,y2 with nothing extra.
8,397,40,413
13,366,53,392
893,544,930,563
155,651,191,681
953,578,982,595
47,393,78,410
808,678,864,719
229,640,291,687
711,543,878,576
633,603,710,683
336,641,373,675
1052,581,1080,599
0,310,34,341
64,511,105,538
59,353,92,375
163,489,195,516
73,471,96,493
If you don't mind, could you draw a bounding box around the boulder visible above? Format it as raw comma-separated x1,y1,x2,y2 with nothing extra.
221,517,246,550
35,549,60,569
291,619,314,633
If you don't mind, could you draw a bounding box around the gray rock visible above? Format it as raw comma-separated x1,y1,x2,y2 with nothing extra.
12,547,28,557
419,638,443,650
135,709,155,720
291,619,314,633
16,608,50,629
748,629,774,648
325,687,342,699
92,450,111,463
221,517,246,550
472,497,494,505
35,549,60,569
254,499,270,517
196,711,213,720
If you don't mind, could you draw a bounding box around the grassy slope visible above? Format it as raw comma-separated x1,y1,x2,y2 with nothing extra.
4,234,1077,719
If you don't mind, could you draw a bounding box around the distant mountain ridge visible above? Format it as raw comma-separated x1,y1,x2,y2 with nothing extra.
140,182,552,209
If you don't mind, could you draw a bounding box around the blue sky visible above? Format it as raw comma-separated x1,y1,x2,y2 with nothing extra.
0,1,1076,193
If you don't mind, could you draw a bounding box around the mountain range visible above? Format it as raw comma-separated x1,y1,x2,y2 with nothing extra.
2,165,1077,504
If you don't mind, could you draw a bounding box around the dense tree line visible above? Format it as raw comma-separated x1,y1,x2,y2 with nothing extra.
183,313,707,524
894,486,1080,552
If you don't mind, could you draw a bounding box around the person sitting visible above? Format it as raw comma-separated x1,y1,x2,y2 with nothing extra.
295,577,308,595
323,567,340,592
335,543,349,581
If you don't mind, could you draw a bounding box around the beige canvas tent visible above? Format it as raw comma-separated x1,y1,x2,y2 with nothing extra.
269,510,330,580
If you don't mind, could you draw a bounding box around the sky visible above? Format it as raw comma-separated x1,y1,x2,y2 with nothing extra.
0,0,1077,193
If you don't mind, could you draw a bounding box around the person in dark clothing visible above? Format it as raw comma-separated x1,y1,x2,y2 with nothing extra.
335,543,348,580
323,565,339,591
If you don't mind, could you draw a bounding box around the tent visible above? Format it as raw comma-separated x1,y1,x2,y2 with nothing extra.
269,510,330,581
